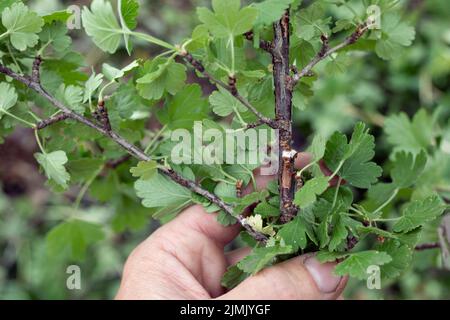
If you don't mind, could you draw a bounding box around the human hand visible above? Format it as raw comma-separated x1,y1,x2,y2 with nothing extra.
116,154,347,300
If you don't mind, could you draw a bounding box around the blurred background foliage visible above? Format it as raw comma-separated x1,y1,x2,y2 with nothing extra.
0,0,450,299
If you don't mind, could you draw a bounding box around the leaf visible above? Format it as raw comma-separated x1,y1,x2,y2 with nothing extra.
296,2,331,41
160,84,208,129
130,161,158,180
39,22,71,53
278,215,308,251
0,0,19,13
82,0,123,54
197,0,258,38
324,122,382,188
1,2,44,51
391,150,427,188
35,151,70,188
334,251,392,280
217,210,237,226
309,134,326,161
46,219,105,261
209,87,247,117
393,195,446,233
0,82,18,119
102,60,139,81
83,72,104,103
328,213,349,251
253,0,294,28
246,215,275,236
120,0,139,30
136,58,186,100
42,10,72,24
135,173,192,208
237,245,293,275
384,109,434,154
221,265,248,289
57,85,84,114
377,239,412,278
294,176,329,208
254,201,280,218
375,13,415,60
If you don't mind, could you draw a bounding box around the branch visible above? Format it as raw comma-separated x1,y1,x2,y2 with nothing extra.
36,113,70,130
179,51,278,129
289,22,369,89
273,11,298,223
0,63,268,243
415,242,440,251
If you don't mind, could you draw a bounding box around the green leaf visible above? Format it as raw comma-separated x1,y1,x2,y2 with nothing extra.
278,215,308,251
237,245,293,275
294,176,329,208
120,0,139,30
328,213,349,251
254,201,280,218
42,10,72,24
46,219,105,261
130,161,158,180
384,109,434,154
0,0,19,13
335,251,392,280
1,2,44,51
83,72,104,103
82,0,123,54
217,210,238,226
253,0,294,28
375,13,415,60
57,85,84,114
391,150,427,188
35,151,70,188
324,122,382,188
209,87,247,117
309,134,326,161
135,173,192,208
197,0,258,38
39,22,71,53
221,265,248,289
161,84,208,129
377,239,412,278
296,2,331,41
393,195,446,233
136,58,186,100
0,82,18,119
102,60,139,82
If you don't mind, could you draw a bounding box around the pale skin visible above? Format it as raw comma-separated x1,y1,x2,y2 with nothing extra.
116,153,347,300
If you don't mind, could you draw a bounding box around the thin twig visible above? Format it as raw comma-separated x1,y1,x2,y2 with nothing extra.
36,113,70,130
289,22,369,89
415,242,440,251
0,63,268,243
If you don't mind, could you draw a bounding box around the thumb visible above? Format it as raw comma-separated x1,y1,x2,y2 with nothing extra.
219,254,347,300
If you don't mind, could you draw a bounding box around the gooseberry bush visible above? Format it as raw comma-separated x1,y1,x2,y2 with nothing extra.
0,0,449,291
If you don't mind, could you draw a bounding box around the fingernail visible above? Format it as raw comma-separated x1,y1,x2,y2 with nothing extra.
304,255,342,293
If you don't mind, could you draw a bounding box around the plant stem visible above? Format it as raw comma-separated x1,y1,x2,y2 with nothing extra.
74,166,103,209
371,188,399,216
144,125,167,154
34,129,46,154
273,11,297,223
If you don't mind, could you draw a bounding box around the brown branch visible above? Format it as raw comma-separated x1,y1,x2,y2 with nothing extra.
179,51,278,129
415,242,440,251
289,22,369,89
93,100,112,132
36,113,70,130
31,56,42,83
273,11,298,223
0,63,268,243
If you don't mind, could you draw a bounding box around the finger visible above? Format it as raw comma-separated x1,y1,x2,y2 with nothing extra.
225,247,252,266
219,254,347,300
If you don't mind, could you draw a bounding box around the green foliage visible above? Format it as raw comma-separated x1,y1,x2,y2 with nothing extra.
0,0,448,300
